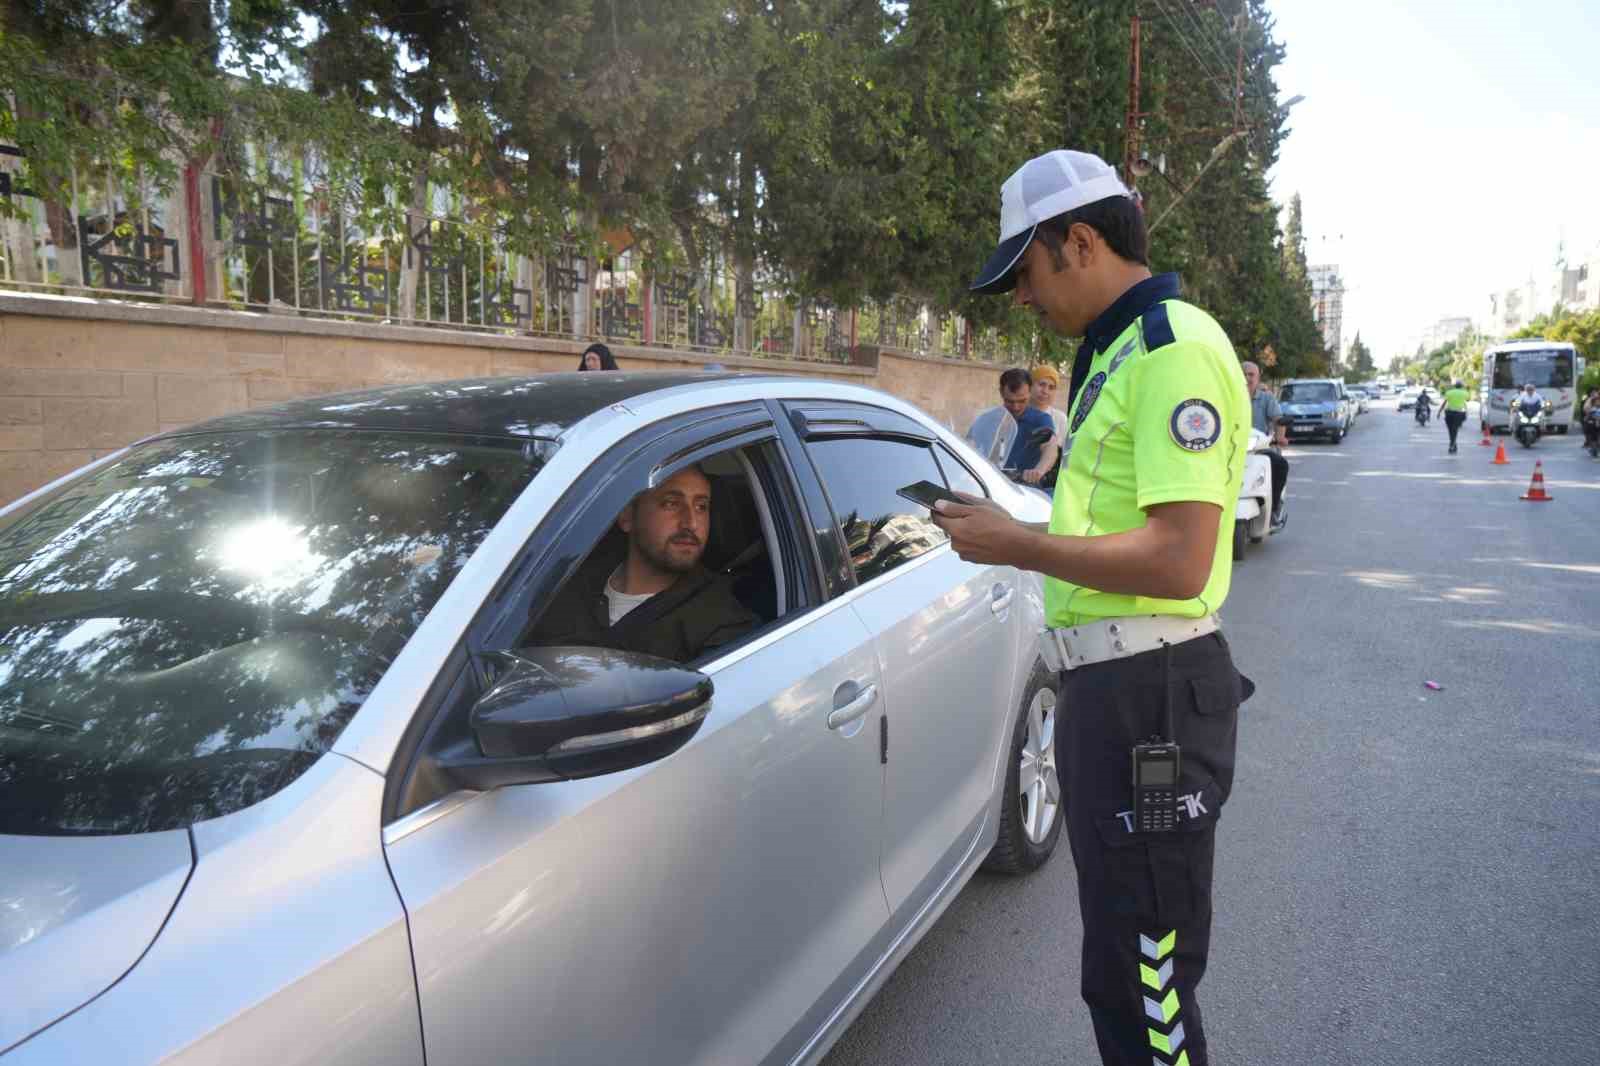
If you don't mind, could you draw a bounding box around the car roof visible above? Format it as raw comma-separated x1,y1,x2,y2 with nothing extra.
160,372,782,441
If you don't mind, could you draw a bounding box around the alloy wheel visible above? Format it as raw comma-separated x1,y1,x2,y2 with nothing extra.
1018,687,1060,844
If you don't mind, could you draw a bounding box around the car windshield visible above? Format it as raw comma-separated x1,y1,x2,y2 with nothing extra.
1280,383,1337,403
0,429,546,836
1492,351,1574,389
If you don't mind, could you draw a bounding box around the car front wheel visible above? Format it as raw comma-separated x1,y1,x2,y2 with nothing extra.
985,664,1064,874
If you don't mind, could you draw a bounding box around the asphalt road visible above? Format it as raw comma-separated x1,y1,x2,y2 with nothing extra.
822,397,1600,1066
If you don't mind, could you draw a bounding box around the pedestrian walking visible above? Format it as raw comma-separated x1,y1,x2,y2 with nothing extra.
933,149,1251,1066
1437,380,1470,453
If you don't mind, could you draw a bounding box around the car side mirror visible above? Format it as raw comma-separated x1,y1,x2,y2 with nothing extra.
435,647,714,791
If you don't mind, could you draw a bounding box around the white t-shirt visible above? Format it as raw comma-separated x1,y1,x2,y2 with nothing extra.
604,567,656,625
1039,406,1069,443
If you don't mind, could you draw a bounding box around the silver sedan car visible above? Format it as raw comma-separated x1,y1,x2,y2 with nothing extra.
0,373,1063,1066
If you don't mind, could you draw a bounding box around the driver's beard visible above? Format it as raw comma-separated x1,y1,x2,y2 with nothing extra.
635,533,704,579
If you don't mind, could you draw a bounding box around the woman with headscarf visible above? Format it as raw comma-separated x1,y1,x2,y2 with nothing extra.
578,343,619,371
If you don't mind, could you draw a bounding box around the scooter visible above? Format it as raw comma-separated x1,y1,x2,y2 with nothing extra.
1000,426,1058,498
1414,398,1431,427
1513,403,1546,448
1233,428,1280,560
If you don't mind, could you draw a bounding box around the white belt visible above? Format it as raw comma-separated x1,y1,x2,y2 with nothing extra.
1041,613,1219,671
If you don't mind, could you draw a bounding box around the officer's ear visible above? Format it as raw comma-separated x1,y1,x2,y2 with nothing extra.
1066,222,1098,267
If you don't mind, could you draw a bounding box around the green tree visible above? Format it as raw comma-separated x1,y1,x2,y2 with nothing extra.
1348,331,1375,376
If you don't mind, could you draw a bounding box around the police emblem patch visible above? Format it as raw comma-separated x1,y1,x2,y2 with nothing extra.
1071,371,1108,433
1169,398,1221,451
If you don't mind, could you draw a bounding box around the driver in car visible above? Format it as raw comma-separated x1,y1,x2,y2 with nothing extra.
526,465,760,663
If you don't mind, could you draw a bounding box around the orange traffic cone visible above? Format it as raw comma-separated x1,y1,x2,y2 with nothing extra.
1520,461,1553,501
1478,423,1494,446
1491,441,1510,465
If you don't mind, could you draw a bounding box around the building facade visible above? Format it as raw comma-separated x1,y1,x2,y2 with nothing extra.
1309,263,1344,357
1420,316,1473,352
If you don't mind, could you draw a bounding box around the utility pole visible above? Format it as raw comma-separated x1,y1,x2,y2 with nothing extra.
1124,10,1144,190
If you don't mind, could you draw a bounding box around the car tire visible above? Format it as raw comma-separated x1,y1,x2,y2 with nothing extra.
984,663,1063,875
1330,428,1343,444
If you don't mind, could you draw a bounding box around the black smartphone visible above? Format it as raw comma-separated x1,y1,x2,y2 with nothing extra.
896,479,966,511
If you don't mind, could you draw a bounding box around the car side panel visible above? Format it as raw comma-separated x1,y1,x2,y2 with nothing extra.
853,549,1020,918
385,607,888,1066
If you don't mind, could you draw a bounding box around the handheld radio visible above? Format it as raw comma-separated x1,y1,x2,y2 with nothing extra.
1130,641,1182,833
1131,741,1180,832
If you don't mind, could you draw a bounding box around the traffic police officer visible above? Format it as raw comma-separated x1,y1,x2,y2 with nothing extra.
933,149,1251,1066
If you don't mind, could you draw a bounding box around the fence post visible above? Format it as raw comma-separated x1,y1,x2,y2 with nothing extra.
184,161,206,305
642,273,654,345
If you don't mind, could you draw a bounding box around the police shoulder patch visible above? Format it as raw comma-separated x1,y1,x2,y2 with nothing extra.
1169,398,1222,452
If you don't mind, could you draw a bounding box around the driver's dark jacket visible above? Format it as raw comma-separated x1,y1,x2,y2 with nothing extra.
526,555,760,664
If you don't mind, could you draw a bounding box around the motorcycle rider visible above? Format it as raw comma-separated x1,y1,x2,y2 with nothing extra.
1582,387,1600,456
1512,382,1544,418
1414,386,1432,426
1436,379,1471,453
1242,361,1288,530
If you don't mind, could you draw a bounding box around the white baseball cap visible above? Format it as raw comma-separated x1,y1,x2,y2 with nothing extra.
970,149,1131,294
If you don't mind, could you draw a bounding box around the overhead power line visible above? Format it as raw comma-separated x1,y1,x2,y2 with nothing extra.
1144,0,1234,109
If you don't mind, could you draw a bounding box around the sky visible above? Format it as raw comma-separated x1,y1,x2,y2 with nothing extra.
1265,0,1600,360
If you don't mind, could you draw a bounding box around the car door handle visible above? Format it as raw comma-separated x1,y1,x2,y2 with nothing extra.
827,684,878,730
990,585,1015,614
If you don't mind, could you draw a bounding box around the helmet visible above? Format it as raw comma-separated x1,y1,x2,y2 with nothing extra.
1452,380,1463,388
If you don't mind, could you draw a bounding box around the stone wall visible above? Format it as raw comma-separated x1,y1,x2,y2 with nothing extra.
0,293,1013,506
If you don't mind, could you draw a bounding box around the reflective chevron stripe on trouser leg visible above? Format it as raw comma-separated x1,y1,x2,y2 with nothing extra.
1140,930,1189,1066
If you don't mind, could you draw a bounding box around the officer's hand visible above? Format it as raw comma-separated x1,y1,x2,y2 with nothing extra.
931,496,1025,566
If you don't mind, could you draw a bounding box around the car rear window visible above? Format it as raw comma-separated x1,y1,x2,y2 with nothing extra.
0,429,546,835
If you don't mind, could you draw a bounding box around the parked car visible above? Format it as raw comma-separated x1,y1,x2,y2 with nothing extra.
0,373,1064,1066
1279,378,1352,443
1347,387,1371,414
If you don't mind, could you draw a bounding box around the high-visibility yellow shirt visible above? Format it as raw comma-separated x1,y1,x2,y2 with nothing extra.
1046,279,1249,626
1444,387,1470,412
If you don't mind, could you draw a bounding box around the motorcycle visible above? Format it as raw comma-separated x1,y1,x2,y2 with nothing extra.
1414,396,1431,426
1233,428,1280,560
1583,406,1599,458
1513,402,1546,448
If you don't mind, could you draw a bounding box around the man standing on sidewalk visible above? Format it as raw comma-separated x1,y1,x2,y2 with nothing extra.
933,149,1250,1066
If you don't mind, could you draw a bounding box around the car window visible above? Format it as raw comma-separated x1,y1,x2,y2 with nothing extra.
0,430,546,835
805,438,950,586
520,444,782,666
935,444,988,500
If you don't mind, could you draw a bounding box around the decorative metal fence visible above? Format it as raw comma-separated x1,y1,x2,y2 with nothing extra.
0,143,1022,366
